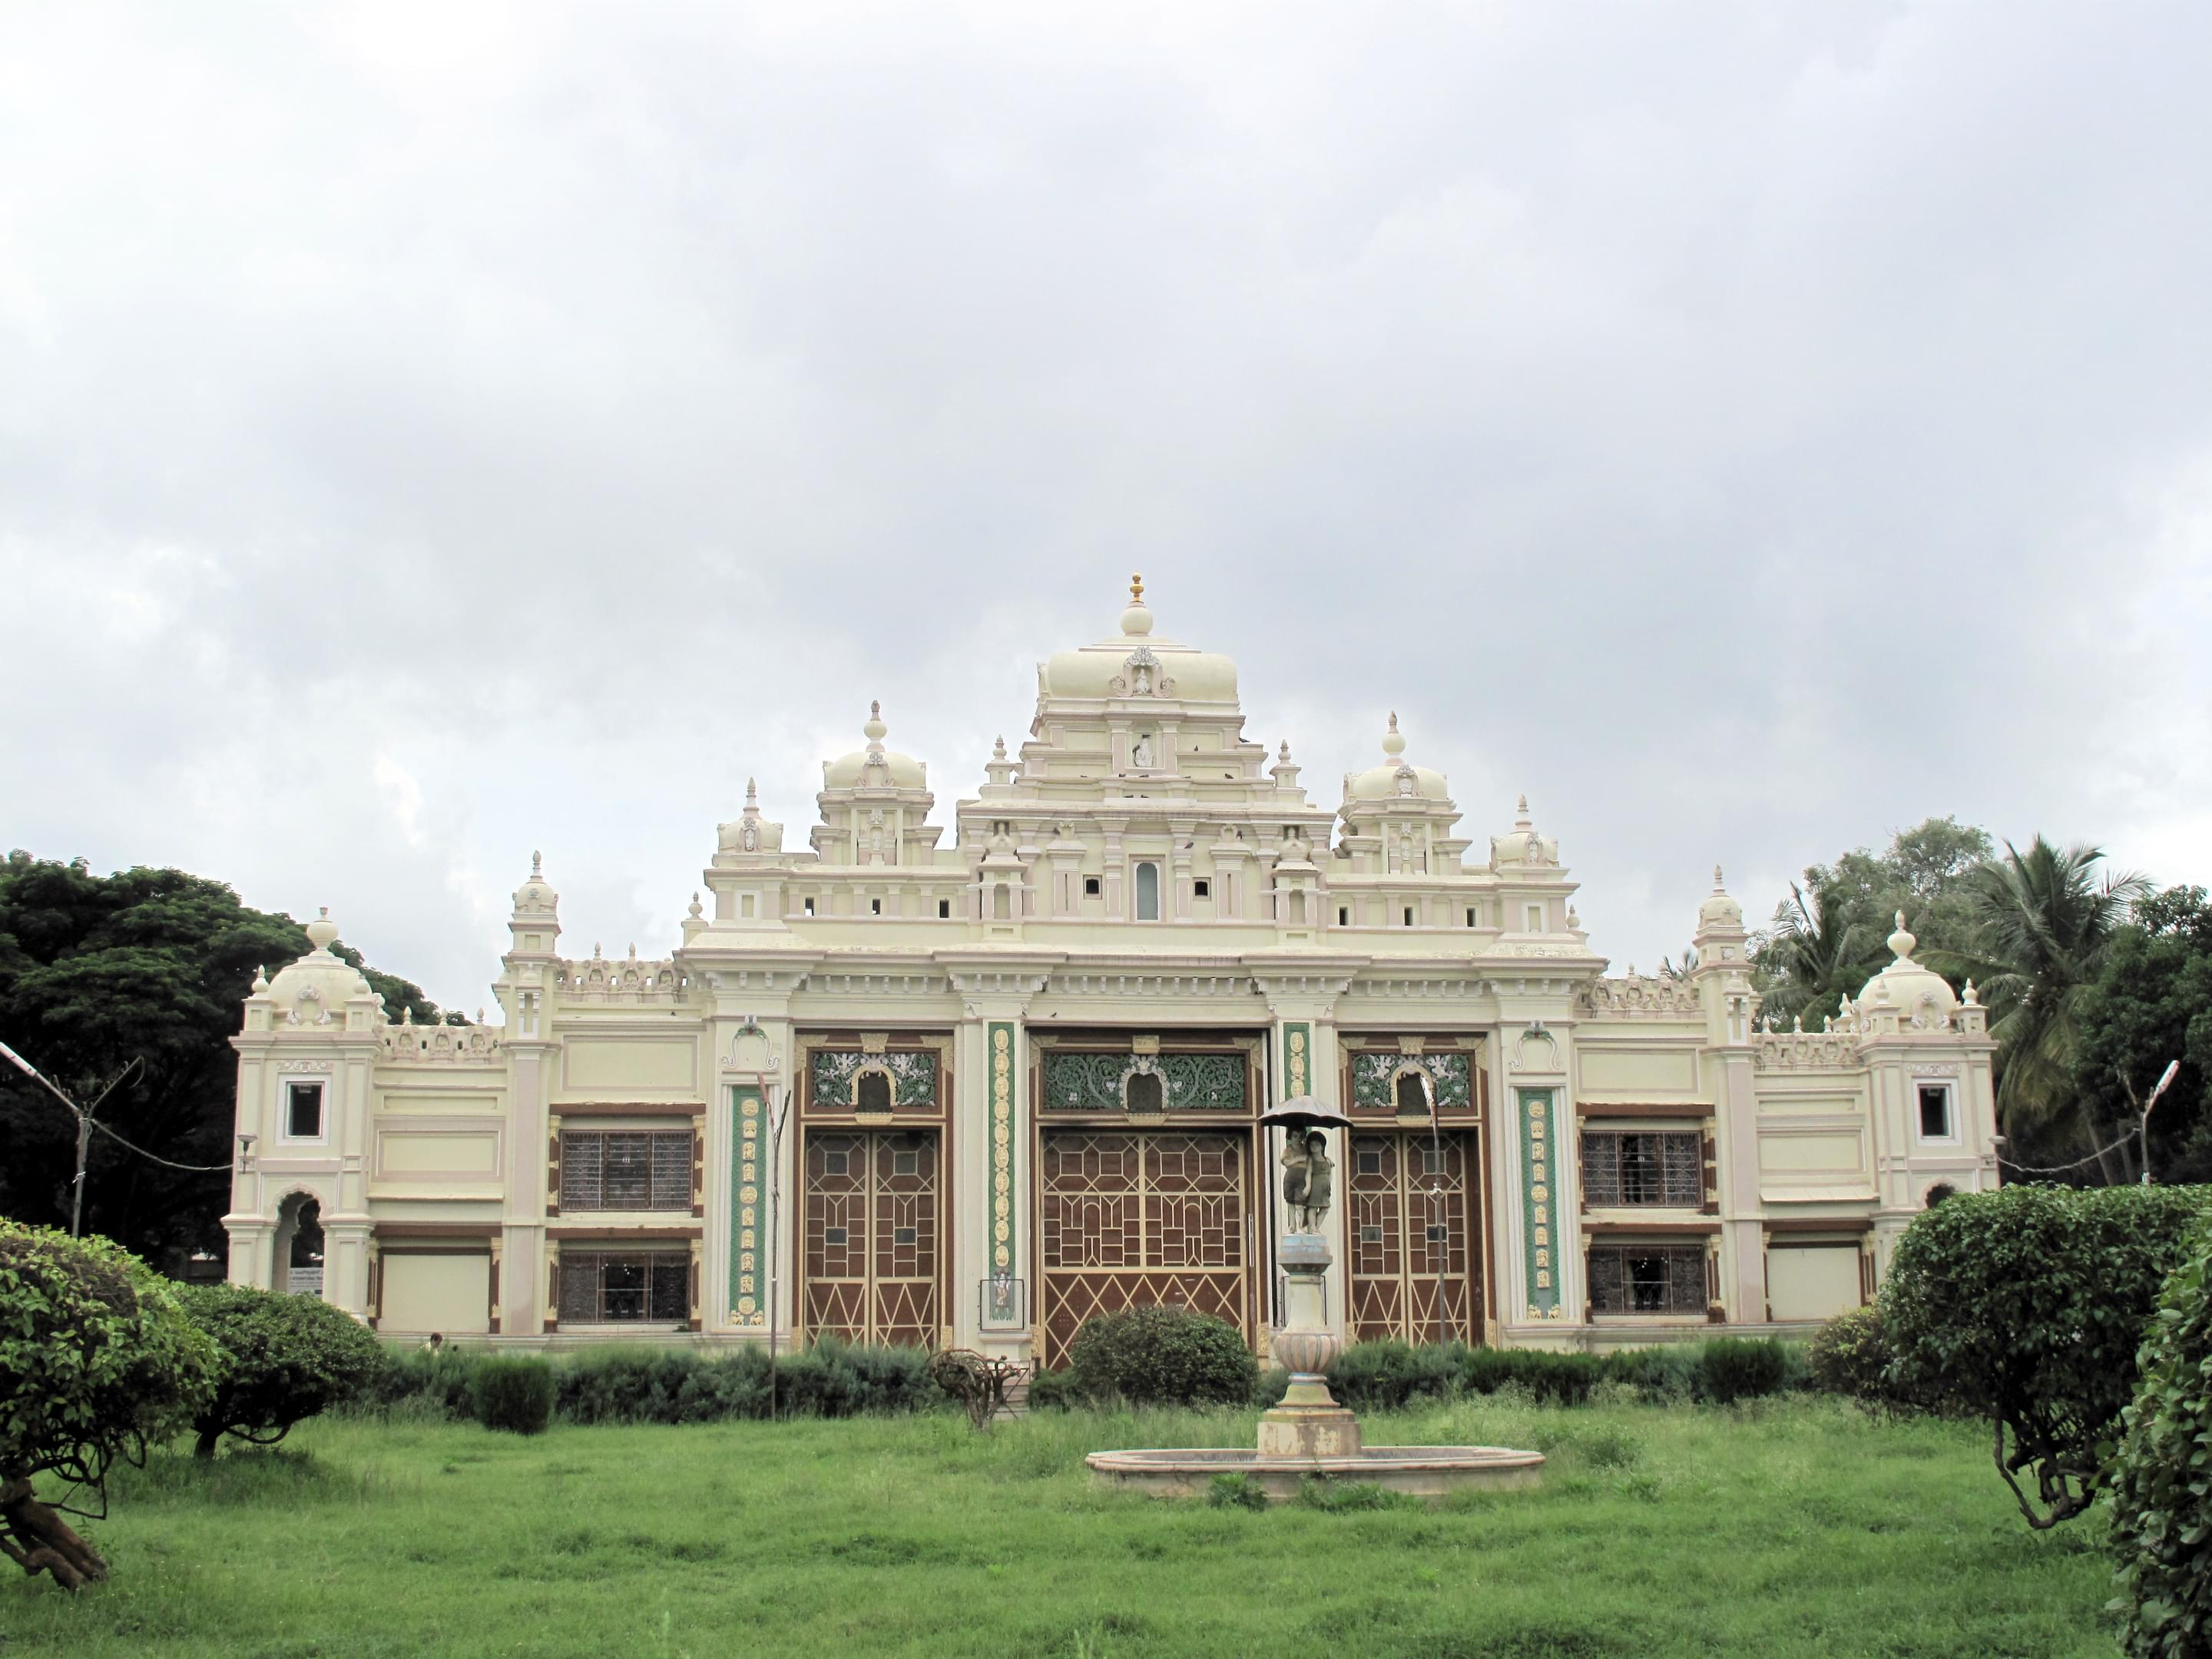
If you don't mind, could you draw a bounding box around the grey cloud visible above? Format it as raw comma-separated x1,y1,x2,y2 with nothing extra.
3,2,2207,1006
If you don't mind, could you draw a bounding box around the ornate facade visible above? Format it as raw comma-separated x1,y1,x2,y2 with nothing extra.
224,581,1997,1356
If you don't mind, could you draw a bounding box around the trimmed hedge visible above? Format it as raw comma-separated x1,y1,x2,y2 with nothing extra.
1066,1306,1260,1408
1025,1337,1800,1412
1805,1306,1899,1408
358,1338,937,1426
2110,1218,2212,1656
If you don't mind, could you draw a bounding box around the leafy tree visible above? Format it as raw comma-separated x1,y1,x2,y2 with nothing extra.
0,852,449,1267
0,1220,217,1589
1882,1184,2207,1529
2068,886,2212,1186
1932,837,2151,1141
1752,817,1992,1028
2109,1217,2212,1657
1757,882,1869,1030
175,1282,387,1458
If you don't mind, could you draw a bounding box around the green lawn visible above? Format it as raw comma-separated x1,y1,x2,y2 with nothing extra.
3,1396,2119,1658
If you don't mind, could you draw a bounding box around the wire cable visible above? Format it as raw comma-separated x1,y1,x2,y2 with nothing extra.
85,1117,234,1172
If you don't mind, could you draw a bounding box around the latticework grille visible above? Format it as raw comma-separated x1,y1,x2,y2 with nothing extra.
560,1131,692,1211
802,1129,939,1346
1347,1131,1479,1344
1580,1131,1702,1207
1038,1129,1248,1364
1588,1243,1710,1313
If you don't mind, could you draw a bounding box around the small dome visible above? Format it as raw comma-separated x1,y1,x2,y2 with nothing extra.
263,907,376,1022
512,850,558,916
1345,714,1451,803
1697,866,1743,930
1489,795,1558,866
1857,912,1959,1019
823,701,928,790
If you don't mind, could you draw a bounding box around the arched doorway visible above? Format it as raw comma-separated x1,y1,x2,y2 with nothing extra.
272,1192,325,1297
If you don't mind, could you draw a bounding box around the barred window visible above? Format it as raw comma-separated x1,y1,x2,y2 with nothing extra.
1581,1131,1701,1207
558,1251,690,1324
561,1131,692,1211
1588,1243,1709,1314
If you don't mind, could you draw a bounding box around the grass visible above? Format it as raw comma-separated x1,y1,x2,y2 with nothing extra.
1,1395,2119,1658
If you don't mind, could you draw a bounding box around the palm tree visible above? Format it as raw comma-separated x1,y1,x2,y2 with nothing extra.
1757,881,1867,1028
1936,837,2149,1137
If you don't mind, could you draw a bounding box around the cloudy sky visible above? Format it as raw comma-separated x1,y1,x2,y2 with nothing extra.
5,3,2208,1010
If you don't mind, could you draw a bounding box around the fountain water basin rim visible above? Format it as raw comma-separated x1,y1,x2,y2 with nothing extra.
1085,1444,1544,1501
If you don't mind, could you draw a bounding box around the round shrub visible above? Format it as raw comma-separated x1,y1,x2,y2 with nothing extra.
176,1283,386,1457
472,1357,555,1435
0,1221,217,1588
2110,1220,2212,1657
1884,1183,2209,1527
1806,1306,1895,1406
1066,1305,1258,1408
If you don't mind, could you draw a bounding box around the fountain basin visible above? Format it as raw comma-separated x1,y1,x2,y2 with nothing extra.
1085,1444,1544,1501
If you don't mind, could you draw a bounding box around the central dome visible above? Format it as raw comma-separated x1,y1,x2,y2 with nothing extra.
1345,713,1450,802
1037,577,1240,706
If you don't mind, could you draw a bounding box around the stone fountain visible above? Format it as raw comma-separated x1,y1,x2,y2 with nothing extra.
1086,1100,1545,1502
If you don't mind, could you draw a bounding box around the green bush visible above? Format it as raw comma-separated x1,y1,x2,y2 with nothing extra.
362,1344,481,1420
1329,1339,1462,1410
0,1222,217,1588
552,1339,932,1424
2110,1220,2212,1656
176,1283,386,1457
1023,1368,1081,1411
1806,1306,1902,1409
473,1357,555,1435
1066,1306,1258,1408
1697,1336,1791,1406
1883,1183,2209,1528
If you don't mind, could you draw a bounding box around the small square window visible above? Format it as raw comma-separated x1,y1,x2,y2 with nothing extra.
1083,876,1101,898
892,1151,918,1176
803,896,816,916
1356,1150,1382,1175
869,898,882,916
893,1226,917,1246
824,1226,848,1246
1194,879,1210,899
824,1151,848,1176
938,899,951,918
1426,1225,1449,1243
1359,1225,1384,1243
285,1081,323,1139
1918,1084,1952,1138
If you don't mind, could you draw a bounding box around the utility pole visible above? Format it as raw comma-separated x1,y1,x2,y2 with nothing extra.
0,1041,142,1237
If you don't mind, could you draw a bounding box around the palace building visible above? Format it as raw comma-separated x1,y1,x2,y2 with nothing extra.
223,582,1998,1359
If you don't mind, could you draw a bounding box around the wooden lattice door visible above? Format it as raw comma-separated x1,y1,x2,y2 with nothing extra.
1038,1128,1250,1366
1347,1131,1479,1345
802,1129,940,1347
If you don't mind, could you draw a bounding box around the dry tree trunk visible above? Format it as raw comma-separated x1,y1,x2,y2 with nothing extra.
0,1476,109,1591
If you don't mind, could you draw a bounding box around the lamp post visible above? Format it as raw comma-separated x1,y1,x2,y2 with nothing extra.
0,1041,142,1237
2139,1059,2180,1186
765,1082,790,1419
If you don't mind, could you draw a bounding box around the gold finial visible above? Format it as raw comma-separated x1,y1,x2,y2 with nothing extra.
1131,572,1144,602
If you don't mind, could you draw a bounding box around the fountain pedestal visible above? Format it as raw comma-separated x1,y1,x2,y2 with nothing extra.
1257,1232,1361,1460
